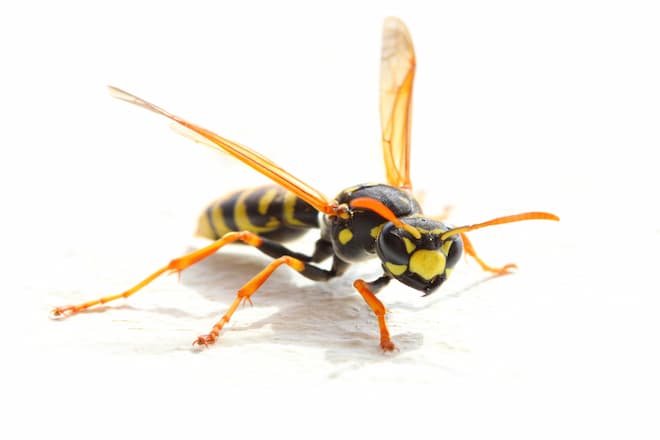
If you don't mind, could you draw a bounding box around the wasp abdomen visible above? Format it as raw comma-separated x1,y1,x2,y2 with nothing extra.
196,185,319,242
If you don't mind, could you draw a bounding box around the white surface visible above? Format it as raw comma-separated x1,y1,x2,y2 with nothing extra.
3,0,659,438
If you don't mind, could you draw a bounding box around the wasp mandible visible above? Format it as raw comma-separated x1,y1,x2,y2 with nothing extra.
52,17,559,351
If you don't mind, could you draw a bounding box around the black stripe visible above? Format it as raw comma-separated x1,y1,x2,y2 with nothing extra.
293,195,320,227
223,191,240,232
245,187,277,228
206,205,220,239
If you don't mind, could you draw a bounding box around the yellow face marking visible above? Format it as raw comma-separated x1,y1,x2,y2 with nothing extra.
235,191,280,233
441,240,452,256
385,262,408,276
283,191,308,226
338,228,353,245
402,237,416,254
409,250,446,280
370,222,387,239
258,187,279,216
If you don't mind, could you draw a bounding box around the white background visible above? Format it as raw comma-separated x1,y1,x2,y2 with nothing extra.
2,0,659,438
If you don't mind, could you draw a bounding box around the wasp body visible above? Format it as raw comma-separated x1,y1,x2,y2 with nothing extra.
197,182,463,295
52,18,558,351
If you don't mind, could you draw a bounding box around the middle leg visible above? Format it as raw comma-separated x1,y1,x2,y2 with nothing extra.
195,239,349,347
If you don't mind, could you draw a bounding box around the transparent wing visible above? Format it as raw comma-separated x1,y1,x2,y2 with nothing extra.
108,86,337,215
169,123,225,152
380,16,416,191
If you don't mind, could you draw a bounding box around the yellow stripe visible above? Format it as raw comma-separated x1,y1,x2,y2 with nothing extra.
209,203,232,236
283,191,307,226
196,202,232,238
235,190,280,233
195,210,216,238
258,187,279,215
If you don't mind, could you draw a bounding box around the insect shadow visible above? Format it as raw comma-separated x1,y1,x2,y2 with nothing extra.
172,244,501,361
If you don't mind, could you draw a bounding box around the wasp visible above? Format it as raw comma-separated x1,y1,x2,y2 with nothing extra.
52,17,558,351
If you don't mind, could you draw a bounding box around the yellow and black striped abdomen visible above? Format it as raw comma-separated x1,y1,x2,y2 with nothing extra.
196,185,320,242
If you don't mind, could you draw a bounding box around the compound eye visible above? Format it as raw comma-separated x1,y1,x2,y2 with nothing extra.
444,235,464,269
376,223,409,265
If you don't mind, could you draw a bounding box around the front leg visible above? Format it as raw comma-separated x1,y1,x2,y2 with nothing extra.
353,275,395,351
460,233,516,275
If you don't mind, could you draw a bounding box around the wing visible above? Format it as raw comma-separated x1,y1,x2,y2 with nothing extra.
108,86,337,215
380,16,416,191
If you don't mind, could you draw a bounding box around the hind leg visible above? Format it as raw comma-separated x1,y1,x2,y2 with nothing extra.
51,231,266,317
194,241,348,347
51,231,348,348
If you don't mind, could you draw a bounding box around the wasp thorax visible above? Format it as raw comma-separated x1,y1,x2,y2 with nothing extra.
375,218,464,295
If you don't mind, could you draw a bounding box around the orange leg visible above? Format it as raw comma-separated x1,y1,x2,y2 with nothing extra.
193,256,304,347
460,233,517,275
51,231,264,318
353,278,395,352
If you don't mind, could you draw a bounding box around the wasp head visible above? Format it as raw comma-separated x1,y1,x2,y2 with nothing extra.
375,217,463,295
